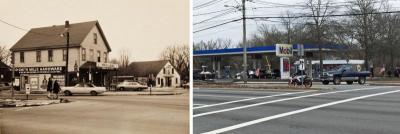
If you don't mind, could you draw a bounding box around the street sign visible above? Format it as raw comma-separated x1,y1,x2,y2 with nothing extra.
25,84,31,95
299,59,305,70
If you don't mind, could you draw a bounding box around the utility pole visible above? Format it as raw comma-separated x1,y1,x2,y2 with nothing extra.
242,0,248,84
65,20,70,86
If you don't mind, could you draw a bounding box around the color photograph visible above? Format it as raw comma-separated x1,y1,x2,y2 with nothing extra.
0,0,189,134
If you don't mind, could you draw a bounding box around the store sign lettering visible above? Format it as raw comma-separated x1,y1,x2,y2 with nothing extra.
15,66,65,74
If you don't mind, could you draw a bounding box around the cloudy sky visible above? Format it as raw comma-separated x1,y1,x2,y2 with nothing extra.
0,0,189,61
193,0,400,45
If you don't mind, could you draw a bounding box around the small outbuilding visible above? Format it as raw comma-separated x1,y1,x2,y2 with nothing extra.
121,60,181,88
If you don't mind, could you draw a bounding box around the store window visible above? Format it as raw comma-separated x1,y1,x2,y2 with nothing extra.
48,49,53,62
20,52,24,63
82,48,86,61
36,51,41,62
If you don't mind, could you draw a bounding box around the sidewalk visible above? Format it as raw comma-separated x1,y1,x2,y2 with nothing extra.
105,88,188,96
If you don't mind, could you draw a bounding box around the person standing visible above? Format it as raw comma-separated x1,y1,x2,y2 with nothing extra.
52,80,61,99
47,77,53,99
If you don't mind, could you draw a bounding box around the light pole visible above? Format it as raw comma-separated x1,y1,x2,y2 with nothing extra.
64,21,70,86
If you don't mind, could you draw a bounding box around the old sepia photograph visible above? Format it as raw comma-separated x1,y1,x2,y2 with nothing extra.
0,0,189,134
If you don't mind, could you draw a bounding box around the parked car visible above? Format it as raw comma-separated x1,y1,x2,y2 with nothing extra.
116,81,147,91
61,83,106,96
320,65,370,85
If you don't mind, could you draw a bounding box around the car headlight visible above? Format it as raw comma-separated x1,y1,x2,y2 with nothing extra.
328,73,333,77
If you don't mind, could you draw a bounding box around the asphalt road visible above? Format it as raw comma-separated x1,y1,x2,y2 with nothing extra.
193,85,400,134
1,93,189,134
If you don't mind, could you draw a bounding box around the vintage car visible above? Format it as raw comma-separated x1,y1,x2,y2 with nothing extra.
116,81,147,91
61,83,106,96
320,65,370,85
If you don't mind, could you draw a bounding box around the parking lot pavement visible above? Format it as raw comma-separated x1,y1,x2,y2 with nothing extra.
1,94,189,134
193,85,400,134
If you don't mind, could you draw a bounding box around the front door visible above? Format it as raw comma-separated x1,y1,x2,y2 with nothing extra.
165,77,172,87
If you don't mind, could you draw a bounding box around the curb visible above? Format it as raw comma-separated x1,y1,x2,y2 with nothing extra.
0,99,68,108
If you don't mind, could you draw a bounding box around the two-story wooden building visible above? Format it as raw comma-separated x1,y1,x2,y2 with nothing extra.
10,20,117,91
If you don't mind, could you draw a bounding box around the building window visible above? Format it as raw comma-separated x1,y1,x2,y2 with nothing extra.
172,69,174,74
163,68,166,74
157,78,160,85
90,49,94,61
63,49,67,61
36,51,41,62
97,51,101,62
82,48,86,61
48,50,53,62
93,33,97,44
176,78,178,84
104,52,107,63
20,52,24,63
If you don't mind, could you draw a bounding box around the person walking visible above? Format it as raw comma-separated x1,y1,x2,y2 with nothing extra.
47,77,54,99
52,80,61,99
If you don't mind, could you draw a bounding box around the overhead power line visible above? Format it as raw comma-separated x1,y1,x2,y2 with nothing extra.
194,8,235,16
194,10,400,33
194,0,225,10
0,18,60,37
194,18,242,33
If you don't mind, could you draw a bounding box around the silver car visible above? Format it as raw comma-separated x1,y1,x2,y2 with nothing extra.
62,83,106,96
116,81,147,91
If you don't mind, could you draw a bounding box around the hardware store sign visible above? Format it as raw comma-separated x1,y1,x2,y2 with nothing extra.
15,66,65,74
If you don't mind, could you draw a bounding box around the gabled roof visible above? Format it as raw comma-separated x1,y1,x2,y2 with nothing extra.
121,60,170,77
10,21,111,52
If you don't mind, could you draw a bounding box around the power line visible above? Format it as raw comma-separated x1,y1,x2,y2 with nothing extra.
194,8,235,16
0,18,60,37
194,0,225,10
194,10,400,33
194,9,238,25
194,18,242,33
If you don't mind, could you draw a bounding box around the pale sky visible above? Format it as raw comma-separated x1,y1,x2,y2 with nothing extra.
193,0,400,45
0,0,189,61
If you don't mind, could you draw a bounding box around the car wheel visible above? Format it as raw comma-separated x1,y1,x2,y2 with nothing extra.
322,80,329,85
119,87,124,91
64,90,72,96
333,77,341,85
346,81,353,85
358,77,366,85
90,91,98,96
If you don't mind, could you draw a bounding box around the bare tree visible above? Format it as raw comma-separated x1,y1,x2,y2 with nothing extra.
119,49,130,68
160,44,190,81
193,38,233,50
0,46,11,65
304,0,335,75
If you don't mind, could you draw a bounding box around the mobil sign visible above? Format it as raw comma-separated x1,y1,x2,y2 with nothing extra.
275,44,293,57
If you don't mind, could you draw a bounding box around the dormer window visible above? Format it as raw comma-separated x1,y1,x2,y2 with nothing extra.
93,33,97,44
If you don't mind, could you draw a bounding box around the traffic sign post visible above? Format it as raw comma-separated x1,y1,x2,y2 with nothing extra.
25,84,31,100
